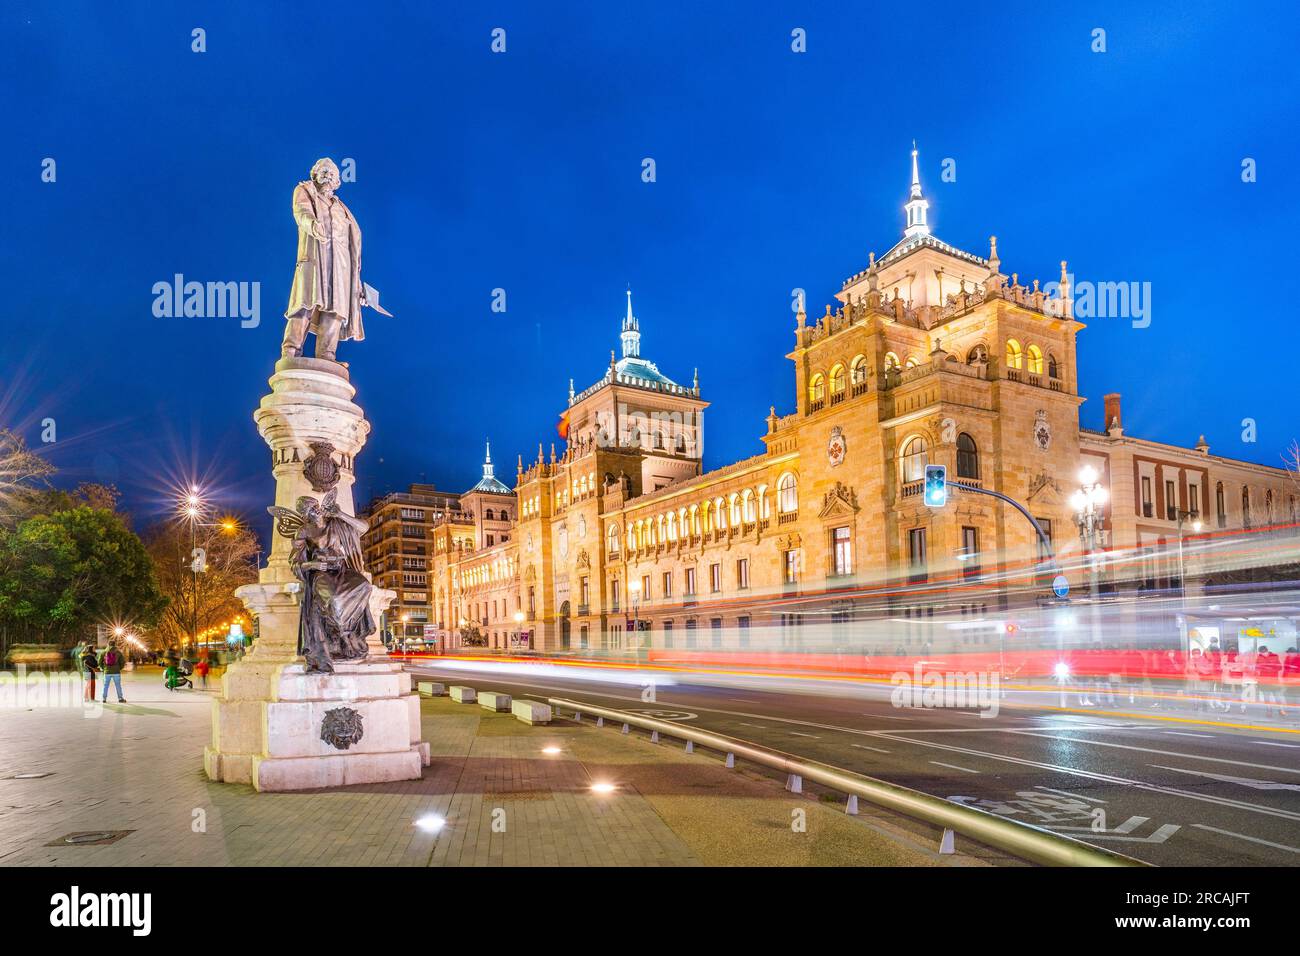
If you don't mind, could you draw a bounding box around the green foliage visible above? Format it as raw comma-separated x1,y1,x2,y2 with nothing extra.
0,506,167,647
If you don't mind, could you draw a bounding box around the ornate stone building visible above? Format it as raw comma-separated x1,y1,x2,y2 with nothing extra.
415,150,1296,655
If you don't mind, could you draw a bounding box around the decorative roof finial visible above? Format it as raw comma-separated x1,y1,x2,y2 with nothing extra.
483,440,494,480
904,142,930,238
620,286,641,359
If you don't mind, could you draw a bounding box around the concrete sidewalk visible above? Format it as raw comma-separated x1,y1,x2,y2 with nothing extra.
0,668,998,866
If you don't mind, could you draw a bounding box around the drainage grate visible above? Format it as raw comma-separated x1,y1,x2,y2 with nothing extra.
46,830,133,847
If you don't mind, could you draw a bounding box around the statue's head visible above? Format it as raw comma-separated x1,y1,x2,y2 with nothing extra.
310,158,341,193
296,495,324,525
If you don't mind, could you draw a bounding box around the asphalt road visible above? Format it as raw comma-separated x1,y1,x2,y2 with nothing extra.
406,659,1300,866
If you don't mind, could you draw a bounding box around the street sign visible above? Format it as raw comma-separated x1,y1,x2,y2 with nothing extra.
923,464,947,507
1052,574,1070,598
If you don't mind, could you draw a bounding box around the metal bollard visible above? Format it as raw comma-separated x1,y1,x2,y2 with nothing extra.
845,795,859,815
786,773,803,794
939,828,956,854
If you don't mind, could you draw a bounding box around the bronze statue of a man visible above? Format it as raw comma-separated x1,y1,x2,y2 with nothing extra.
282,158,369,361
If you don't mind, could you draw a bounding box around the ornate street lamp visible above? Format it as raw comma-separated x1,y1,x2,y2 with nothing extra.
1070,465,1109,653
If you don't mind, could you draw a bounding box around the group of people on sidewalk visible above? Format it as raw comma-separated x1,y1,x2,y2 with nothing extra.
75,642,214,702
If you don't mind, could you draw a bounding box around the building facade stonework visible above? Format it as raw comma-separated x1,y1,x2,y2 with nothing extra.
399,153,1295,655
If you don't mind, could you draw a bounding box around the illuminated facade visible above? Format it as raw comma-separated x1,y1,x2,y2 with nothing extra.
414,150,1295,654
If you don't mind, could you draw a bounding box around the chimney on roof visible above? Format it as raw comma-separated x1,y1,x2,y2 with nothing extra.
1104,393,1123,436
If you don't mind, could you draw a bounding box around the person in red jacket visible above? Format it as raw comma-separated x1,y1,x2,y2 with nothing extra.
194,658,211,690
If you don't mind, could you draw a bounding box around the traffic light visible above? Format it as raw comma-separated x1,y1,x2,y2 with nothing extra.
923,464,947,507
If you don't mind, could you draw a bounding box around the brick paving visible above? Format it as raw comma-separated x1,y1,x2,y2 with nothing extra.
0,667,984,867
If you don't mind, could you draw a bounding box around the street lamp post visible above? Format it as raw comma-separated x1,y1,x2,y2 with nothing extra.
1174,509,1202,651
513,610,525,652
626,579,641,650
1070,466,1109,670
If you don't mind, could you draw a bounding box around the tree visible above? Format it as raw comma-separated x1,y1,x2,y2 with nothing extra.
0,506,167,651
0,428,55,529
143,519,259,650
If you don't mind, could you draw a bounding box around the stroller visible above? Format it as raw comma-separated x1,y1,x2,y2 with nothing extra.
164,660,193,691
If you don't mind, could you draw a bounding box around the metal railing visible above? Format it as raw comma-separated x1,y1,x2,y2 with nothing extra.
548,697,1146,868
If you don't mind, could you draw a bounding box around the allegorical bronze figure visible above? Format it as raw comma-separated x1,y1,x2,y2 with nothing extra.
269,489,374,673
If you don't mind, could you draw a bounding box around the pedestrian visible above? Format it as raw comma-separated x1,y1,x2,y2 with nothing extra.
195,657,210,690
1256,645,1286,718
80,643,99,702
100,642,127,703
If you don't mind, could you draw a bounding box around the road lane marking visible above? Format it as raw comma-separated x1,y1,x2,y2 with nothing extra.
789,731,820,739
1035,786,1107,803
1191,824,1300,855
865,732,1300,822
930,761,980,774
852,744,891,753
738,722,766,729
1165,732,1214,738
727,698,759,703
1010,731,1300,775
1149,764,1300,792
1254,740,1300,749
865,714,915,721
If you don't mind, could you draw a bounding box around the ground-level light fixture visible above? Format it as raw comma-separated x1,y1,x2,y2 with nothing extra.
1053,661,1071,681
414,814,446,833
542,746,562,755
590,782,616,795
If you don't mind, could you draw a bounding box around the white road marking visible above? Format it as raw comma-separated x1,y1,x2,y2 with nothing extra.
930,761,980,774
1056,815,1148,835
1011,731,1300,775
1253,740,1300,749
1191,824,1300,855
1150,764,1300,792
1165,732,1214,738
789,731,820,739
1057,823,1181,845
738,722,766,729
1035,786,1107,804
852,744,891,754
866,714,915,721
727,698,759,703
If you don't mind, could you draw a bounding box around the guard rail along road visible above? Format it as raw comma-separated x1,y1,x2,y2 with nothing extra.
547,696,1148,868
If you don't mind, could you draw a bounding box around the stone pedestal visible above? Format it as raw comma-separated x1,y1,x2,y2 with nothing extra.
204,357,429,791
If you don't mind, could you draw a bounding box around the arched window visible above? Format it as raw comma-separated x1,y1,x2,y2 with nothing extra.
966,344,988,365
901,436,928,483
884,352,901,371
905,356,919,369
850,355,868,384
729,494,741,527
829,364,846,395
485,508,494,520
715,497,727,529
701,501,712,533
667,512,677,541
808,374,825,404
1047,354,1059,379
1026,345,1043,375
742,489,756,523
956,433,979,479
778,472,798,513
1006,339,1023,370
1266,489,1274,521
1242,487,1251,526
607,525,619,554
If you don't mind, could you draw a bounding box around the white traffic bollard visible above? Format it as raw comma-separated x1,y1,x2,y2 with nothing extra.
725,753,735,769
939,828,956,854
621,722,629,734
786,773,803,794
845,795,859,815
650,730,659,743
596,716,604,728
684,741,694,754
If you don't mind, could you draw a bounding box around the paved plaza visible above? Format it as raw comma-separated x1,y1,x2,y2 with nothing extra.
0,668,992,867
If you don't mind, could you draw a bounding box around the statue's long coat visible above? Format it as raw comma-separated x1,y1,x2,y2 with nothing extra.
284,181,365,342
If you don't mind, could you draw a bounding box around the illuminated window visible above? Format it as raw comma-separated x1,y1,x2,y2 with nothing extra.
884,352,901,371
1026,345,1043,375
829,364,846,395
778,472,798,514
850,355,868,384
607,525,619,554
742,490,756,523
1006,339,1023,369
901,436,928,483
808,374,825,404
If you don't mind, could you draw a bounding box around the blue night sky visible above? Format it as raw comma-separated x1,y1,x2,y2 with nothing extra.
2,1,1297,527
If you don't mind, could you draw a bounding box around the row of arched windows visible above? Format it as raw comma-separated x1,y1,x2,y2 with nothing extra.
608,473,800,553
1003,340,1059,378
899,434,980,483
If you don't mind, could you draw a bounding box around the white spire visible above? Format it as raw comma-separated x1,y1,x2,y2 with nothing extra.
904,141,930,238
620,285,641,359
483,440,494,479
